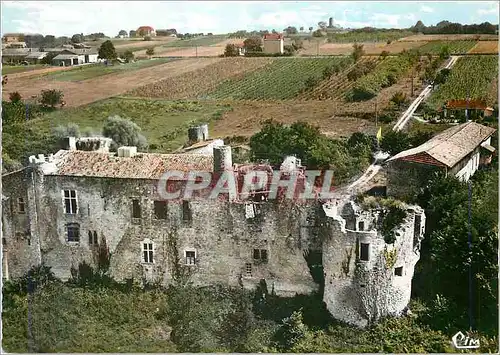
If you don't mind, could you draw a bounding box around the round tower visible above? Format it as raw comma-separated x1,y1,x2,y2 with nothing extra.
187,124,209,144
213,145,233,173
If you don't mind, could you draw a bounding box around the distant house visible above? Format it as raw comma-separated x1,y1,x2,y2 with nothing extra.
5,42,27,49
386,122,496,199
1,48,30,64
24,51,48,64
263,33,284,54
52,49,99,66
137,26,156,37
2,33,24,43
442,99,495,118
234,43,246,56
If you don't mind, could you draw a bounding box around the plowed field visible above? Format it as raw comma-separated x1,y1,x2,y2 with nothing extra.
468,41,499,54
2,58,222,107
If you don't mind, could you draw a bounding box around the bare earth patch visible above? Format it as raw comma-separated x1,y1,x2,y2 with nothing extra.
2,58,222,107
126,57,274,99
468,41,498,54
5,65,79,80
400,34,498,41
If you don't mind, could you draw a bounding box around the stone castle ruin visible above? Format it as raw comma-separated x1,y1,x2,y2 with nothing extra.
1,125,425,327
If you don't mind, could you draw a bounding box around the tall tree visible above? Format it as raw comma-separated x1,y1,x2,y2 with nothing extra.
243,37,262,52
98,40,117,60
118,29,127,37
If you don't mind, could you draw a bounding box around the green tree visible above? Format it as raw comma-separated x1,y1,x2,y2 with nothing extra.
351,43,365,62
71,33,83,43
98,40,117,60
102,115,148,150
118,29,127,37
438,45,450,59
224,44,239,57
40,89,63,108
243,37,262,52
40,52,57,65
380,130,410,155
380,50,389,60
52,123,81,140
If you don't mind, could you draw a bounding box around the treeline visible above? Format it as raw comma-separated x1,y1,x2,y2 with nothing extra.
411,20,498,35
22,33,107,47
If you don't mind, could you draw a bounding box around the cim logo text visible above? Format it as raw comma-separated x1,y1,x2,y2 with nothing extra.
452,331,480,349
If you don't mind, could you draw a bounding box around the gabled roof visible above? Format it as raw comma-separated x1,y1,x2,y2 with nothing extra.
446,99,489,110
387,122,496,168
52,150,214,179
25,51,48,59
2,48,29,56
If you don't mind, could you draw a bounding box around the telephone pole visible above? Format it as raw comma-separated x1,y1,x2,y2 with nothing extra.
195,46,198,58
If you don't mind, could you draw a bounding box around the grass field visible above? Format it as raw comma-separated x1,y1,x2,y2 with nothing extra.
326,30,413,43
418,40,477,54
2,65,47,75
37,97,233,151
426,55,499,109
161,35,228,47
207,57,354,100
42,59,177,81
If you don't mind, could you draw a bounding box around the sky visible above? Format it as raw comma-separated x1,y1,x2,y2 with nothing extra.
1,1,499,37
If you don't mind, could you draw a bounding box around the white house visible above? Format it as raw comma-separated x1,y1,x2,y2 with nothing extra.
263,33,284,54
52,49,99,66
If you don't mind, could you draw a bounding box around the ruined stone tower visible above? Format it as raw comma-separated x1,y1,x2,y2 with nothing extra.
188,124,209,144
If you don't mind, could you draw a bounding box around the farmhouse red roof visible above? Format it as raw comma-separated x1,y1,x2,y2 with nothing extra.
263,34,283,40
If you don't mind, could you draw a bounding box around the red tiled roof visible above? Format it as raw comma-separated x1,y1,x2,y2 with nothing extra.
263,34,283,40
54,150,213,179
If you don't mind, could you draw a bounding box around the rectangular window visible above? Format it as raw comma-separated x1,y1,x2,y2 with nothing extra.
253,249,268,263
89,231,98,245
360,243,369,261
143,243,154,263
63,190,78,214
2,238,6,246
395,266,403,277
67,224,80,242
17,198,25,213
185,251,196,265
154,201,168,220
132,199,141,219
358,221,365,231
182,200,192,222
245,263,252,276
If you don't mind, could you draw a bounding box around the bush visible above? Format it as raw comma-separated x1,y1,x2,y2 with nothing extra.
9,91,22,103
224,44,239,57
40,89,63,108
351,43,365,62
144,36,152,41
102,115,148,150
146,48,155,56
52,123,81,140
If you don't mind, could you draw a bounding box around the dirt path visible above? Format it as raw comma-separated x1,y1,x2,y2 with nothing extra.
2,58,223,107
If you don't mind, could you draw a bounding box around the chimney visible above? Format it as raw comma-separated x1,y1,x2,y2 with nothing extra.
213,145,233,173
117,146,137,158
187,124,209,145
62,137,77,151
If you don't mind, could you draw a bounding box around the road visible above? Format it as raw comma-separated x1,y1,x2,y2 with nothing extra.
346,56,460,193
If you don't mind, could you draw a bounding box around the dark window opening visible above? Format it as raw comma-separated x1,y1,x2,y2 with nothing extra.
93,231,98,245
395,266,403,276
132,199,141,219
358,221,365,231
64,190,78,214
250,189,268,202
17,198,25,213
154,201,168,220
185,251,196,265
360,243,369,261
2,238,6,246
143,243,153,263
89,231,98,245
182,200,192,222
67,224,80,242
253,249,268,263
245,263,252,276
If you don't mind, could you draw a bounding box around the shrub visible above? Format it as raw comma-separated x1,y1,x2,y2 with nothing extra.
40,89,63,108
102,115,148,150
146,48,155,56
52,123,81,139
144,36,152,41
9,91,22,103
351,43,365,62
224,44,239,57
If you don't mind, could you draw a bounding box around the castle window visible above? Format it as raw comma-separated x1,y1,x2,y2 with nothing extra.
358,221,365,231
360,243,370,261
395,266,403,276
67,223,80,242
132,199,141,219
142,240,154,263
245,263,252,277
154,201,167,219
253,249,268,263
185,250,196,265
88,231,98,245
182,200,192,222
2,238,6,246
63,190,78,214
17,198,25,213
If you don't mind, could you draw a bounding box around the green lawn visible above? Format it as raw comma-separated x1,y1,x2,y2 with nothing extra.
2,64,47,75
37,97,232,151
42,58,177,82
